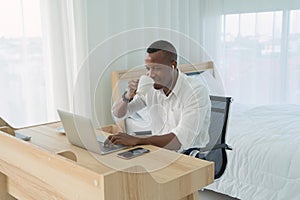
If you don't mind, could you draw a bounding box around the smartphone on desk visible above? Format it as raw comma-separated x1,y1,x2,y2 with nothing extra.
117,147,150,159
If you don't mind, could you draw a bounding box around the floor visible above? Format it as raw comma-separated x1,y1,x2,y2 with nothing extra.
199,189,239,200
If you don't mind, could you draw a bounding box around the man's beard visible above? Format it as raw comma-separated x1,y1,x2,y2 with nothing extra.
153,83,163,90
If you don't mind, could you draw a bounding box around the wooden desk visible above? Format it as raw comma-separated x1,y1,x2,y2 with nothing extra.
0,122,214,200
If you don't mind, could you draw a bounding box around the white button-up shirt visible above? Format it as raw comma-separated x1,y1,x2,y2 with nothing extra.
115,71,211,151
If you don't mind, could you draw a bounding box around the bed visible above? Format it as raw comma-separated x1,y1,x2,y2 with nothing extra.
206,103,300,200
110,61,300,199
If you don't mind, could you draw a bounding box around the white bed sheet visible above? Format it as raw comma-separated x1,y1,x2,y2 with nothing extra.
206,104,300,200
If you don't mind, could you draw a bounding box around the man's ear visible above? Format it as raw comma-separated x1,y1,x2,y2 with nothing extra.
171,61,177,69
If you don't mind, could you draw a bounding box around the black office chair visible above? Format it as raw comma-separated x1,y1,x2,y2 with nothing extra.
182,95,233,179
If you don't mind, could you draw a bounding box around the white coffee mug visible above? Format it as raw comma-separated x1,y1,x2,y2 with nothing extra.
136,75,154,96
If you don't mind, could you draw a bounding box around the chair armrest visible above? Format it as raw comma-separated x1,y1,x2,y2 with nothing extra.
182,143,232,155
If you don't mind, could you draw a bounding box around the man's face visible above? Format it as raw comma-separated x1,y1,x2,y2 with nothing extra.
144,51,174,90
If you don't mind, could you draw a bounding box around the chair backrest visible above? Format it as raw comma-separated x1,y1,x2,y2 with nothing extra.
206,95,232,179
182,95,232,179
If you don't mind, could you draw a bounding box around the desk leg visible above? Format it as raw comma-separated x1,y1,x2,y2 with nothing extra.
180,191,199,200
0,172,16,200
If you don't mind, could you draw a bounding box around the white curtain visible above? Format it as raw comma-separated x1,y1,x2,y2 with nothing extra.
216,0,300,105
0,0,48,127
1,0,298,127
0,0,89,127
40,0,91,118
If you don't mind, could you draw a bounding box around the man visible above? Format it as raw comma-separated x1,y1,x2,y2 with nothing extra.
106,40,211,152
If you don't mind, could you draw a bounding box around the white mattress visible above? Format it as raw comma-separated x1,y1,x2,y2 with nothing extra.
206,104,300,200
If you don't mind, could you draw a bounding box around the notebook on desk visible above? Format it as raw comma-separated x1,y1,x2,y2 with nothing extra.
57,110,129,155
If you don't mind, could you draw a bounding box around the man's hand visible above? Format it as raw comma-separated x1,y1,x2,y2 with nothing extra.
104,132,140,147
104,132,181,151
126,79,139,99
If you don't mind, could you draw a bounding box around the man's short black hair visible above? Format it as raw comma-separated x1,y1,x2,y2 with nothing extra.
147,40,177,62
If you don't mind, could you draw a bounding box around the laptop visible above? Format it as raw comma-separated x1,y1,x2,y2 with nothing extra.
57,110,128,155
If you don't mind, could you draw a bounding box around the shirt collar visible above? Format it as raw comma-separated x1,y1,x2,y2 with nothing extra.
165,70,183,98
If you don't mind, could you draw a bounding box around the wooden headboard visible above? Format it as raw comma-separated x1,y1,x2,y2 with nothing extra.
110,61,215,131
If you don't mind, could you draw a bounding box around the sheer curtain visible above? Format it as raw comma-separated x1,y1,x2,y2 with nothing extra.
40,0,91,118
2,0,299,127
0,0,48,127
214,0,300,105
0,0,89,127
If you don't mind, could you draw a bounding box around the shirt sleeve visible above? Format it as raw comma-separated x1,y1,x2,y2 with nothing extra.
111,95,147,122
171,85,211,151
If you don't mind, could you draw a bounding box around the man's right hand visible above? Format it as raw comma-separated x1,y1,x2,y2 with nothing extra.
112,79,139,118
125,79,139,99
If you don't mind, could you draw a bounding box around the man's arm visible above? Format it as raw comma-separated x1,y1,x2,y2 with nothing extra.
113,79,138,118
112,97,130,118
105,132,182,150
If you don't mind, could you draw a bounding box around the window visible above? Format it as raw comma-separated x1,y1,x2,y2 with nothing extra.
220,10,300,105
287,10,300,104
0,0,52,126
